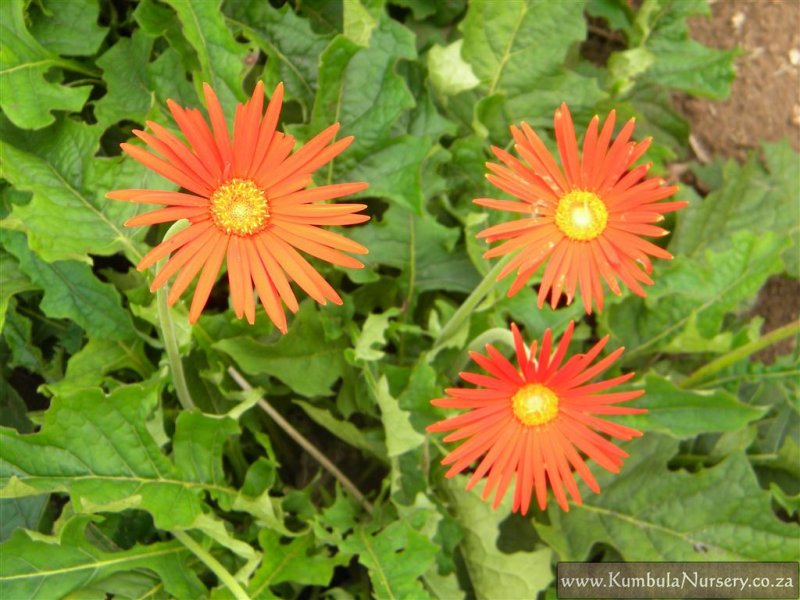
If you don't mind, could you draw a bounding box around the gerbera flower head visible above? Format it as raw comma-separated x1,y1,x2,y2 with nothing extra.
475,103,687,314
108,82,369,332
427,321,645,514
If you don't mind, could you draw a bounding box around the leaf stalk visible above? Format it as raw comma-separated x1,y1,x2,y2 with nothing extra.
681,320,800,388
431,253,514,352
156,221,195,411
172,530,251,600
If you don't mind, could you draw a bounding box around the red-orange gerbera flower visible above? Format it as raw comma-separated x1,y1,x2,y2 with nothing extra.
428,321,645,513
476,103,687,314
108,82,368,331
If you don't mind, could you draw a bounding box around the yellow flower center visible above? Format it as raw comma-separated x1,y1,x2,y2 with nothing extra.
210,178,269,236
554,190,608,241
512,383,559,427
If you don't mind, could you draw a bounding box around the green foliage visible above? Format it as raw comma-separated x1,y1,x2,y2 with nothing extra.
1,0,796,597
0,382,277,531
215,302,349,396
0,118,162,264
340,521,439,599
621,375,766,438
446,478,553,599
602,231,788,355
536,435,800,561
459,0,605,138
163,0,251,109
3,231,137,342
671,140,800,274
0,515,204,599
0,0,94,129
350,205,481,296
28,0,107,57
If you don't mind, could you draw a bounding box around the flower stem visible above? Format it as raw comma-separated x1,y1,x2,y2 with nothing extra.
681,320,800,389
173,529,251,600
156,221,195,411
431,254,513,352
227,366,374,514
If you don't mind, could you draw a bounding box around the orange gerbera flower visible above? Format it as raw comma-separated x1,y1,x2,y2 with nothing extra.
476,103,687,314
428,321,645,513
108,82,368,331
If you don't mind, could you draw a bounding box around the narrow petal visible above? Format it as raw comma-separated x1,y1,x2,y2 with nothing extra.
137,221,214,271
248,82,284,178
227,237,245,319
272,228,364,269
189,234,229,323
150,226,218,291
107,189,209,207
554,104,581,187
245,239,288,332
166,100,223,176
120,143,211,196
253,236,300,312
202,83,234,173
167,231,222,305
124,206,208,227
271,182,369,206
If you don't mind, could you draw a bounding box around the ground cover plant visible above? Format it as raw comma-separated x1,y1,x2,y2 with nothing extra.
0,0,798,598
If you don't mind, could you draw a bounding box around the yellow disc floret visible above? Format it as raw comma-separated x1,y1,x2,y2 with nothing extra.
210,178,269,236
554,190,608,241
512,383,559,427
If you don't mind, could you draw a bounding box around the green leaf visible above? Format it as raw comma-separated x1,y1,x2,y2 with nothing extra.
535,435,800,561
349,205,481,297
94,32,156,129
0,117,165,264
372,375,425,458
247,530,342,598
224,2,333,116
445,477,553,600
215,302,348,397
309,17,428,212
0,383,270,530
343,0,378,46
294,399,387,459
163,0,250,109
345,136,432,213
770,482,800,517
603,231,787,356
427,40,480,99
173,412,240,486
2,231,137,342
607,47,655,96
43,338,154,397
0,495,47,543
340,521,439,599
0,383,195,530
0,379,32,433
354,308,401,362
28,0,107,57
0,515,205,599
632,0,737,99
459,0,605,134
0,249,36,332
0,0,92,129
2,301,47,375
619,375,766,438
586,0,633,31
671,140,799,267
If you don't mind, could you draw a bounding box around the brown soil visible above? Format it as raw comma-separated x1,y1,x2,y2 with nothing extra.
681,0,800,162
679,0,800,363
